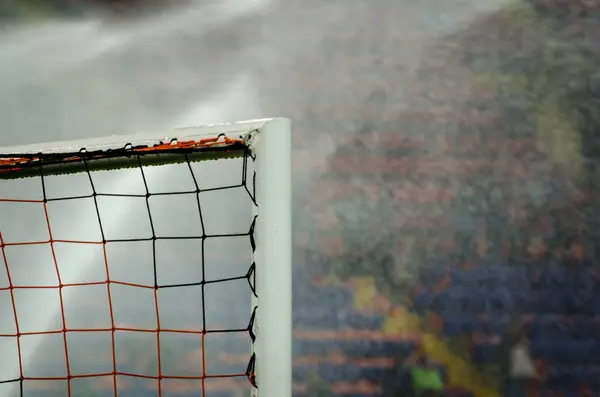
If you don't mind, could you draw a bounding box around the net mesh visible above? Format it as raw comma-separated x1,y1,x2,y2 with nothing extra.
0,143,258,397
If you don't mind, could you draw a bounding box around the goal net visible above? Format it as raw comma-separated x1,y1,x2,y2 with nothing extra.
0,118,292,397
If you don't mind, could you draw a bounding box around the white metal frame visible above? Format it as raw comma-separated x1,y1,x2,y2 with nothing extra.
0,117,293,397
252,118,292,397
0,118,278,155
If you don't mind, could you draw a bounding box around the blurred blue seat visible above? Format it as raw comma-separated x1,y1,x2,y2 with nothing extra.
431,292,455,313
338,339,386,358
580,367,600,389
570,339,597,364
318,363,362,382
487,292,512,313
292,364,311,382
571,317,596,338
508,290,535,313
342,313,385,330
450,291,512,315
360,366,388,383
485,265,509,282
478,316,509,335
534,338,597,365
294,339,331,356
537,267,567,289
535,290,568,313
472,342,501,364
530,338,557,359
412,291,433,314
293,305,344,328
297,285,354,311
578,339,600,365
546,365,580,391
338,339,416,359
383,340,418,357
529,315,568,338
442,316,463,337
551,340,577,363
467,292,488,314
450,268,480,286
586,296,600,316
420,265,450,285
444,284,469,299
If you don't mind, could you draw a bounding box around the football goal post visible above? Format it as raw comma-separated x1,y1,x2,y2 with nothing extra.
0,118,292,397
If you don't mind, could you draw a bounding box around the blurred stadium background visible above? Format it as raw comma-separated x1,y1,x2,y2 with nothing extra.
1,0,600,396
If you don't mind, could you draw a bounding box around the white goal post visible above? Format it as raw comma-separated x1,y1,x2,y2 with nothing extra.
0,117,292,397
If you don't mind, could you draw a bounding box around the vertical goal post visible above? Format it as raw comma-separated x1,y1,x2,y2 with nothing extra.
0,117,292,397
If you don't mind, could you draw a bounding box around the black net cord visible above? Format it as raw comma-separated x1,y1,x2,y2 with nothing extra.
0,148,258,397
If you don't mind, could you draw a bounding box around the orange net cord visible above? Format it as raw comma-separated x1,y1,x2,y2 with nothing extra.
0,136,246,174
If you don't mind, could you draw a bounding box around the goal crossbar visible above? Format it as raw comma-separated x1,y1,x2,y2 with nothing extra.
0,118,275,179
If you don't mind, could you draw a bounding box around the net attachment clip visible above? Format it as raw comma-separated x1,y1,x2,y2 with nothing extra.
243,129,260,157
